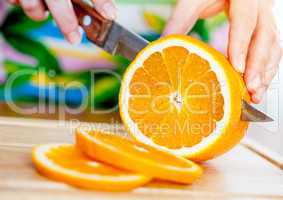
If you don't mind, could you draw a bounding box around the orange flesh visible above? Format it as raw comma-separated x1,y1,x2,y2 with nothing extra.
128,46,224,148
46,145,131,176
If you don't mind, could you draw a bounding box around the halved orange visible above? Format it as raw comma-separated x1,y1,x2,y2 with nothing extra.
76,127,203,184
119,34,250,161
32,144,151,191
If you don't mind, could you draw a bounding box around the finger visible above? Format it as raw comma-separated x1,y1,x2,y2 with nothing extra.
7,0,19,4
244,24,277,103
228,0,258,73
250,43,282,104
19,0,47,21
262,43,282,89
244,32,271,103
262,17,282,88
199,0,226,19
251,87,266,104
92,0,117,20
45,0,82,44
163,0,207,35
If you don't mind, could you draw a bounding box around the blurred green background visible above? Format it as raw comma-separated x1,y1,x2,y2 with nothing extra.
0,0,227,111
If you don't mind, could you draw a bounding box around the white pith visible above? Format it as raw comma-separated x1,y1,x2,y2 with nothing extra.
120,38,231,156
170,91,183,111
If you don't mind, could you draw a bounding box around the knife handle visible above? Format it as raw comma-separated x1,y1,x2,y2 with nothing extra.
72,0,113,46
43,0,113,46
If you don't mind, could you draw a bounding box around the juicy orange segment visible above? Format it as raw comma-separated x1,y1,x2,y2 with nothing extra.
181,53,210,92
143,52,171,83
163,46,189,90
126,43,224,149
32,144,151,191
76,128,203,184
120,35,249,161
129,68,155,95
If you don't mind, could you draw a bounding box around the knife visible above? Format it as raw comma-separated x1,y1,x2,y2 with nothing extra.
71,0,273,122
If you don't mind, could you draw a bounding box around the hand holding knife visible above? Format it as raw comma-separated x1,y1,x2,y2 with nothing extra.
62,0,273,122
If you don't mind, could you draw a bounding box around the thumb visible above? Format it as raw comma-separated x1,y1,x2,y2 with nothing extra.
92,0,117,20
163,0,206,36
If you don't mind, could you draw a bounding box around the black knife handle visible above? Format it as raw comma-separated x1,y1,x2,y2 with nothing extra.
43,0,113,47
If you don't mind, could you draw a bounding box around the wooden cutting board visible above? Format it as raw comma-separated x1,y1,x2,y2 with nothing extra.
0,117,282,200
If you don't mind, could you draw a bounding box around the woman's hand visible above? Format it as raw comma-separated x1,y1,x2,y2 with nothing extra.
7,0,117,44
163,0,282,103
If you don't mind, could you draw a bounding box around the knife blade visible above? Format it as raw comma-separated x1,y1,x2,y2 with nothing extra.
72,0,148,60
241,100,273,122
72,0,273,122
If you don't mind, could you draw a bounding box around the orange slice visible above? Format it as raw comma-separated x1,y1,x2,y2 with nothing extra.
119,35,250,161
76,127,203,184
32,144,151,191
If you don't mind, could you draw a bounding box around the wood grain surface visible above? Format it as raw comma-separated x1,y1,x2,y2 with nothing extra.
0,117,282,200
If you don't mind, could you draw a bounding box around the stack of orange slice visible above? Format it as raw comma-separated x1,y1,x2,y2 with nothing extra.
33,127,203,191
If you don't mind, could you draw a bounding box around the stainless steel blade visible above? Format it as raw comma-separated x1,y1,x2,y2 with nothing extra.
241,100,273,122
102,22,149,60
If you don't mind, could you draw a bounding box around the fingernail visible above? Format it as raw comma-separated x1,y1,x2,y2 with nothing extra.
22,0,37,4
32,9,47,21
43,11,49,19
67,30,81,45
253,88,265,103
248,75,261,91
102,2,117,20
9,0,17,4
234,53,245,73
